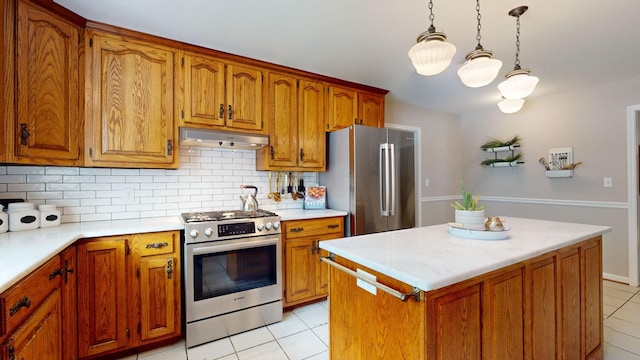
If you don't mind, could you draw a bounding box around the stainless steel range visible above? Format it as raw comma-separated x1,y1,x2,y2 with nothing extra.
182,210,282,348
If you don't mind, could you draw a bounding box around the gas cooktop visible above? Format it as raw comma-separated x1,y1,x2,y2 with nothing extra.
182,209,278,223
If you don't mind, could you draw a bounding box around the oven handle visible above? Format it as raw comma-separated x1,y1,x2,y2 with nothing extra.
191,236,280,255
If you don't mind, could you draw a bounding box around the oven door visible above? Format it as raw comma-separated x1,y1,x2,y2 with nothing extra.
184,234,282,322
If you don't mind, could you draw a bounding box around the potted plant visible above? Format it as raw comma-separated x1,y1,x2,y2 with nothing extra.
450,181,485,230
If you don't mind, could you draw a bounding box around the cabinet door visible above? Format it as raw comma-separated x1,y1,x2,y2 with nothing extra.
327,85,357,131
557,248,581,360
358,92,384,128
427,284,481,360
86,32,176,168
525,257,557,359
265,72,298,167
284,238,314,303
225,63,263,131
14,0,80,165
298,79,326,170
77,238,129,358
180,54,226,127
138,255,177,342
482,267,524,360
60,246,77,360
2,289,63,360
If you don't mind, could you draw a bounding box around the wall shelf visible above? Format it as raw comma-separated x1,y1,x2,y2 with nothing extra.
481,143,523,167
546,169,573,178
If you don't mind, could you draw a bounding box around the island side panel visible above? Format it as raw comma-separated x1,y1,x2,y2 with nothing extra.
328,256,426,360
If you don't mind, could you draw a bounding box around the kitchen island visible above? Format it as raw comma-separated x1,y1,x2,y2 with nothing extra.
318,217,611,360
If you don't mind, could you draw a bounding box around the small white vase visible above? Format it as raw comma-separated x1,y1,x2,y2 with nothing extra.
455,209,486,230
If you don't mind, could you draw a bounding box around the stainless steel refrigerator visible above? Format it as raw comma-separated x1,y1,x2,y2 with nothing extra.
319,125,416,236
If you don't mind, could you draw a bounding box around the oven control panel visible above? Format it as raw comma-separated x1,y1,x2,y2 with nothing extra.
185,216,281,243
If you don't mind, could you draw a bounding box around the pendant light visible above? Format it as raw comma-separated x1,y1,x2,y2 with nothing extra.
408,0,457,76
498,6,539,99
497,98,525,113
457,0,502,88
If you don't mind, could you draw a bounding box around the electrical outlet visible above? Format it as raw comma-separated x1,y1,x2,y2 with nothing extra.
124,188,135,201
604,177,613,188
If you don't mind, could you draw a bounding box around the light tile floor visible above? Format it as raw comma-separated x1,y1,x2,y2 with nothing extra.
118,281,640,359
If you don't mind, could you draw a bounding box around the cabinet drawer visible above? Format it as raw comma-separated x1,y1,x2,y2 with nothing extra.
1,255,61,337
136,231,177,257
284,217,344,239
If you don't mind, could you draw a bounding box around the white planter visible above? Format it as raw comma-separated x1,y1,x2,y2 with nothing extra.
454,209,486,230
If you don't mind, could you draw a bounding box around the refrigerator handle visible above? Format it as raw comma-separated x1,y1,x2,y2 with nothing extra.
379,143,389,216
389,143,396,216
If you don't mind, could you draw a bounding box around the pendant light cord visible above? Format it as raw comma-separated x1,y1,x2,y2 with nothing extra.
475,0,483,49
428,0,435,33
514,15,521,69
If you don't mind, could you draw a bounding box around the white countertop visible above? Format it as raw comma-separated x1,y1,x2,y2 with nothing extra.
0,208,347,293
319,217,611,292
276,209,347,221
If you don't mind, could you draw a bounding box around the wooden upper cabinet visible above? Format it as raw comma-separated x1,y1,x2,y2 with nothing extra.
327,85,358,131
225,63,263,131
327,85,385,131
257,73,325,171
5,0,82,165
178,53,264,132
359,91,385,128
85,30,177,168
180,53,226,127
298,79,326,169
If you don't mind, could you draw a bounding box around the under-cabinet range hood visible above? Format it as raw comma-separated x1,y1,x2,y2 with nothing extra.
179,127,269,150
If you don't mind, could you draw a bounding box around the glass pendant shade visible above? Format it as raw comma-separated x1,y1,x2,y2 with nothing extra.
498,98,525,113
408,32,457,76
498,69,539,99
457,50,502,88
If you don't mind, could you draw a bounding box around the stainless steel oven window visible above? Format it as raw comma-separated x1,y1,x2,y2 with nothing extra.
193,244,278,300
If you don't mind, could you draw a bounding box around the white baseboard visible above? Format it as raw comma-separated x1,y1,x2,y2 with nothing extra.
603,272,630,284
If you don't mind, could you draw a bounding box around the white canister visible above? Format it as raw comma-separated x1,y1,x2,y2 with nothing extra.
8,202,40,232
39,204,61,228
0,206,7,233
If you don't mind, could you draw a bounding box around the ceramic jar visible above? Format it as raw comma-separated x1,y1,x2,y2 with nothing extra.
39,204,61,228
8,202,39,232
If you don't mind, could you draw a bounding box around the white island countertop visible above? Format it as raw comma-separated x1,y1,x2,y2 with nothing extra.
319,217,611,292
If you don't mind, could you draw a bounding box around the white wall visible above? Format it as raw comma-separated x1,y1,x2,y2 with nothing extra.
386,100,462,226
0,147,315,222
459,75,640,281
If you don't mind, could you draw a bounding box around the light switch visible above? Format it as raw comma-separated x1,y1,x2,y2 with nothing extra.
425,179,429,187
604,177,613,188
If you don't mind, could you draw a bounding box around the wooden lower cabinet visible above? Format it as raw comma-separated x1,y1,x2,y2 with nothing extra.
3,289,63,360
283,217,344,307
77,231,181,359
329,236,603,360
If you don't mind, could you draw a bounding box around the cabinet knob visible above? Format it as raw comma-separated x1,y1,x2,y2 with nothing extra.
219,104,224,119
19,123,30,145
299,148,304,161
270,146,275,160
228,105,233,120
167,259,173,279
9,296,31,317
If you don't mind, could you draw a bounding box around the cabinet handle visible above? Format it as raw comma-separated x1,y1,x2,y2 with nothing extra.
7,346,15,360
311,241,316,255
270,146,275,160
49,268,63,280
167,140,173,156
290,227,304,233
228,104,233,120
146,242,169,249
9,296,31,316
19,123,30,145
167,259,173,279
327,224,339,229
64,260,74,285
299,148,304,161
219,104,224,119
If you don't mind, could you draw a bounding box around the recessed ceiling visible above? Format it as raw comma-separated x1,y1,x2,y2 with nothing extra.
55,0,640,114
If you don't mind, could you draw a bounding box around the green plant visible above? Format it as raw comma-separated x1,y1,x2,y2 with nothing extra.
480,135,521,150
450,181,484,211
481,152,523,166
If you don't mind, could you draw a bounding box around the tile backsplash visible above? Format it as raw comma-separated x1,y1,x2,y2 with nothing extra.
0,146,317,223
